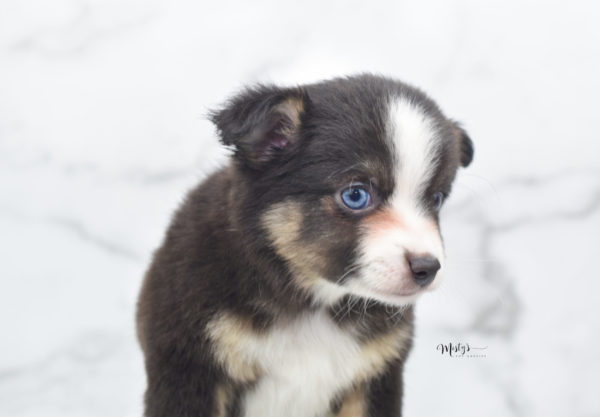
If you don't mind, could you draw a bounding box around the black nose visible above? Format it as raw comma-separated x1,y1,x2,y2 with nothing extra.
408,255,440,287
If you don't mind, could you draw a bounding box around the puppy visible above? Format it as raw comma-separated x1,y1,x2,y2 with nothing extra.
137,74,474,417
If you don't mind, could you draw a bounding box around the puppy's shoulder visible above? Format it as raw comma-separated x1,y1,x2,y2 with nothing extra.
172,165,235,230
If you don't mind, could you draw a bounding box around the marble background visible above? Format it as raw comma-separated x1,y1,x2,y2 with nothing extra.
1,0,599,416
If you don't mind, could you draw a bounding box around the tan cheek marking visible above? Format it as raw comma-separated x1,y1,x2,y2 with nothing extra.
262,200,328,287
206,313,262,383
335,384,367,417
355,326,412,382
262,200,303,251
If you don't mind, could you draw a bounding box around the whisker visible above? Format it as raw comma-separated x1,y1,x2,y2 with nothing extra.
335,264,361,284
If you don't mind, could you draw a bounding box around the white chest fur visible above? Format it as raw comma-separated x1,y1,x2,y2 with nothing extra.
207,310,409,417
243,311,364,417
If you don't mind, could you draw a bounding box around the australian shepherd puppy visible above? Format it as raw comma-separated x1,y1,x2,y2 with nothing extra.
137,74,474,417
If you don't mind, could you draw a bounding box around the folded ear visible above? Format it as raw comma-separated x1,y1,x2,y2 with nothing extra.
209,85,307,170
452,122,474,167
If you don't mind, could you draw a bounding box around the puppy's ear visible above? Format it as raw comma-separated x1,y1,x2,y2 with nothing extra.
209,85,307,169
452,122,474,167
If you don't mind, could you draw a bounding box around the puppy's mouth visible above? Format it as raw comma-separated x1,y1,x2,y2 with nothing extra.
336,276,427,306
377,285,421,298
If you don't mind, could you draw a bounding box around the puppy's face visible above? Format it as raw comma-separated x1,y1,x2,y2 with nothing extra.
211,75,473,307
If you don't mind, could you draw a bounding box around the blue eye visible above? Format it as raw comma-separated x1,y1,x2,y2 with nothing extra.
433,192,444,211
341,186,371,210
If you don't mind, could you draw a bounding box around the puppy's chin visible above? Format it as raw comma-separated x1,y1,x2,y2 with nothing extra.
343,279,425,306
310,275,440,307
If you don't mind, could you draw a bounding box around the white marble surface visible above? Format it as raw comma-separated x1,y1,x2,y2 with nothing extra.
1,1,599,416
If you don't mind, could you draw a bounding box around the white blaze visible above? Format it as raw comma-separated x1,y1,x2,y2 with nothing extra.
387,96,441,211
348,96,446,305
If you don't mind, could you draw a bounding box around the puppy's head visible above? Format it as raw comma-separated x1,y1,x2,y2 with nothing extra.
210,74,473,306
